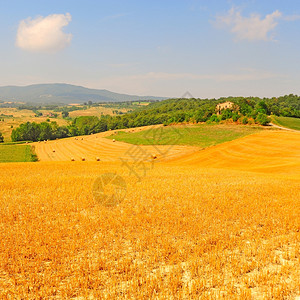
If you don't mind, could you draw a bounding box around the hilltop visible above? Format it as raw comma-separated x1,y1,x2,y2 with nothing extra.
0,83,166,104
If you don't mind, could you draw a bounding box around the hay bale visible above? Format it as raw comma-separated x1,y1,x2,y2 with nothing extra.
81,157,85,161
71,158,75,161
52,149,55,153
112,139,116,142
96,157,100,161
152,154,157,159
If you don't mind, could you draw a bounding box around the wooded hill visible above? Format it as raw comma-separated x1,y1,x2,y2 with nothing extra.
0,83,166,104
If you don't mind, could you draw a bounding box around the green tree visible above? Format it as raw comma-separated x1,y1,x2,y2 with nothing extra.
232,112,240,122
39,122,53,140
95,118,108,132
62,111,69,118
221,109,233,120
68,125,79,136
11,122,41,142
255,101,268,114
55,126,70,138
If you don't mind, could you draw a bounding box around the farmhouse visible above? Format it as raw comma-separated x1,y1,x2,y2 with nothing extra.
43,112,55,117
216,101,234,115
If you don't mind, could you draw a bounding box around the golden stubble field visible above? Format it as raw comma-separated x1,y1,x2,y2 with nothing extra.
33,125,198,163
68,106,130,118
0,130,299,299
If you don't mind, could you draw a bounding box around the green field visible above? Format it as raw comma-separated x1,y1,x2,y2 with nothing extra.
272,116,300,131
0,145,37,163
107,124,266,148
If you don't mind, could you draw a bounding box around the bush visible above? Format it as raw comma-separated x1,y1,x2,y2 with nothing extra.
256,113,270,126
232,113,240,122
250,110,258,119
221,109,233,120
0,132,4,143
30,146,39,162
242,117,248,124
210,114,220,123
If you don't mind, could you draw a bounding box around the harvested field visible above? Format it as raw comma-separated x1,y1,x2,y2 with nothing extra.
33,126,199,162
0,129,299,299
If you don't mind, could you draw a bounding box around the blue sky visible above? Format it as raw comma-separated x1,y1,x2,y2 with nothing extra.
1,0,300,98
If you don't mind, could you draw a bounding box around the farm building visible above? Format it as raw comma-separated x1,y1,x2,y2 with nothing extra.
216,101,234,115
43,112,56,117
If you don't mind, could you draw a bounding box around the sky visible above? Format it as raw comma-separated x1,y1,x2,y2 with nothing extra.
1,0,300,98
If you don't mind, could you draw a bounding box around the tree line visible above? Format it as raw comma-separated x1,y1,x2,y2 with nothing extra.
8,94,300,142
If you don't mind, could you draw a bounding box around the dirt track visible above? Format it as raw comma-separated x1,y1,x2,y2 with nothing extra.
269,122,300,132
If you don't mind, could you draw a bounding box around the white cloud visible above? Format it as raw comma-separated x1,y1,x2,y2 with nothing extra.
16,13,72,53
215,8,282,41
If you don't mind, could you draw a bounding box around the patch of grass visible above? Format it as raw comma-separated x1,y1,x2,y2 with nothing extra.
2,141,32,145
0,144,37,162
272,116,300,131
107,124,266,148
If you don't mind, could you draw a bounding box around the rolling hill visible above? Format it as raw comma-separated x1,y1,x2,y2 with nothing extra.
167,130,300,177
33,126,300,177
0,83,166,104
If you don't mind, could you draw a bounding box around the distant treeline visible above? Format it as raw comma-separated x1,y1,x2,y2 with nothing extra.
16,99,155,112
17,104,85,112
10,95,300,142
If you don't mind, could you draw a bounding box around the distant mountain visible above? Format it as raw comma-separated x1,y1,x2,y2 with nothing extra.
0,83,167,104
